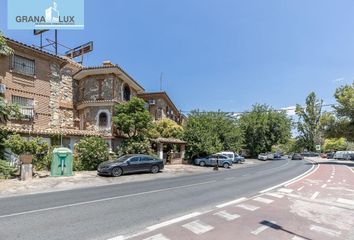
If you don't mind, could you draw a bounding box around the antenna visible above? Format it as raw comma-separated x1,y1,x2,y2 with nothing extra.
160,72,163,91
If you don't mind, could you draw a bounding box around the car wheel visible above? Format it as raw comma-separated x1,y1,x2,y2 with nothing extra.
151,165,159,174
199,161,206,167
223,162,230,168
111,167,122,177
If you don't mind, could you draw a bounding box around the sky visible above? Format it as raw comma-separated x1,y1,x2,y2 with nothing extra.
1,0,354,114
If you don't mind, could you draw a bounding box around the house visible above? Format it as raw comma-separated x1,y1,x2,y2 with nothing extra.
0,37,99,149
73,60,145,150
137,91,185,125
0,37,186,160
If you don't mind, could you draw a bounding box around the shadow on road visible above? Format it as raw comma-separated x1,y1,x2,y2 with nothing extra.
260,220,312,240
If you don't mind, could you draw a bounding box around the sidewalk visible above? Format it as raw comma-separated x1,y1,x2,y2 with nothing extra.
123,159,354,240
0,159,263,197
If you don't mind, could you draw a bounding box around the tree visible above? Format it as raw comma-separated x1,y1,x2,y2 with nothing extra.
295,92,323,151
113,97,152,139
0,97,21,124
324,82,354,141
75,137,109,170
239,104,292,156
153,118,184,139
323,138,347,152
113,97,154,155
183,111,244,160
0,31,13,56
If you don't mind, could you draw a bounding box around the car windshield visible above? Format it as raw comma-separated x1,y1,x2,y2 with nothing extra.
113,156,131,162
226,154,233,158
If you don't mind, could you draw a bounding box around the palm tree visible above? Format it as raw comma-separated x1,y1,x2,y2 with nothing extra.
0,31,13,56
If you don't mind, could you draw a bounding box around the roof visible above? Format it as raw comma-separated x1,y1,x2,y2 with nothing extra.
152,137,186,144
73,64,145,92
5,37,68,64
138,91,180,115
0,126,101,137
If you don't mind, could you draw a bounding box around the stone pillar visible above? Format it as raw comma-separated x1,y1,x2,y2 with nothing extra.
21,164,32,181
180,144,186,160
157,143,163,160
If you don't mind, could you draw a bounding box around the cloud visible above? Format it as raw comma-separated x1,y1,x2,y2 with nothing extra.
281,106,296,116
333,77,344,83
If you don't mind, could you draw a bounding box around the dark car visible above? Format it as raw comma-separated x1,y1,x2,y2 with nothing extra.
97,154,164,177
327,152,335,159
274,153,282,159
292,153,304,160
302,152,319,157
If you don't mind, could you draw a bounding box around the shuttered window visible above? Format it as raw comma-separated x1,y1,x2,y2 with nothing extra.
11,55,35,76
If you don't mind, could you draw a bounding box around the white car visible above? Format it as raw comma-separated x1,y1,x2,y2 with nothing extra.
258,153,268,161
217,151,245,163
334,151,354,160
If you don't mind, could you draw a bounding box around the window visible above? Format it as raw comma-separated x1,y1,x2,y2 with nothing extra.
129,157,140,163
11,95,34,118
141,156,154,162
98,112,108,128
11,55,35,76
123,84,131,101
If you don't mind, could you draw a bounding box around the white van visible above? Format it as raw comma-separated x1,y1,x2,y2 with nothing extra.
334,151,354,160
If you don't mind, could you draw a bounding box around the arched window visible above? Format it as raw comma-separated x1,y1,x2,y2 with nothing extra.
123,84,131,101
98,112,108,128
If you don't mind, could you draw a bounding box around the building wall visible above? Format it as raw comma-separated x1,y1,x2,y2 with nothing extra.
0,42,77,130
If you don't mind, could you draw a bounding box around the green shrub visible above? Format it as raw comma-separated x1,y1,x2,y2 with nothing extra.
76,137,109,171
0,160,16,179
116,137,153,156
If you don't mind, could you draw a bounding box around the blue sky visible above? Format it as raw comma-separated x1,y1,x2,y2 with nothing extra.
1,0,353,113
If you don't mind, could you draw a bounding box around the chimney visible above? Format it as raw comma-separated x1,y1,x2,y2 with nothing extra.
102,60,114,67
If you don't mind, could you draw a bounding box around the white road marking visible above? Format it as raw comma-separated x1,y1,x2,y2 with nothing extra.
297,186,304,191
253,197,274,204
310,225,341,237
182,220,214,235
147,212,203,231
107,236,125,240
236,203,260,211
143,234,170,240
216,197,247,208
0,181,217,219
292,236,306,240
321,184,327,188
265,192,284,198
213,210,240,221
343,179,346,183
278,188,294,193
327,179,331,183
251,221,276,235
336,198,354,206
259,160,317,193
330,176,334,179
310,191,320,200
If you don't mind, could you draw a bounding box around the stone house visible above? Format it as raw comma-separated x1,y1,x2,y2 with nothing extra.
0,37,98,149
73,61,145,150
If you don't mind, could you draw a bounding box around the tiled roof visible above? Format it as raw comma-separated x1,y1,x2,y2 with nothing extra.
0,126,101,137
5,37,68,62
75,64,145,91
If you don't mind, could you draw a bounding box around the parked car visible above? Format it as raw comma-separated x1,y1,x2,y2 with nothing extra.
97,154,164,177
217,151,245,164
302,152,319,157
266,153,274,160
258,153,268,161
334,151,354,160
274,152,282,159
292,153,304,160
194,154,233,168
326,152,335,159
320,153,327,158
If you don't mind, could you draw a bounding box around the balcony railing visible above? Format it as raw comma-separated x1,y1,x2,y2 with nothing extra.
19,107,34,119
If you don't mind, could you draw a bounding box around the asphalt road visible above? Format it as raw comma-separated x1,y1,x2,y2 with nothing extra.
0,158,311,240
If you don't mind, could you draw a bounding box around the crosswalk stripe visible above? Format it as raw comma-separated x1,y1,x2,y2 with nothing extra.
143,234,170,240
182,220,214,235
213,210,240,221
278,188,293,193
310,225,341,237
253,197,274,204
236,203,259,211
265,192,284,198
251,221,276,235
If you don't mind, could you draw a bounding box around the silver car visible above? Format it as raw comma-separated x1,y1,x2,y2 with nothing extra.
194,154,233,168
258,153,268,161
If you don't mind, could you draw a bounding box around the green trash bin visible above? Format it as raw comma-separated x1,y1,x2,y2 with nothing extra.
50,147,73,177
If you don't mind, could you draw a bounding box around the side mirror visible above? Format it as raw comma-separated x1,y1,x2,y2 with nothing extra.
126,161,130,165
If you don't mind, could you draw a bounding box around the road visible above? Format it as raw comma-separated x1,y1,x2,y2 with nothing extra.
0,158,311,240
